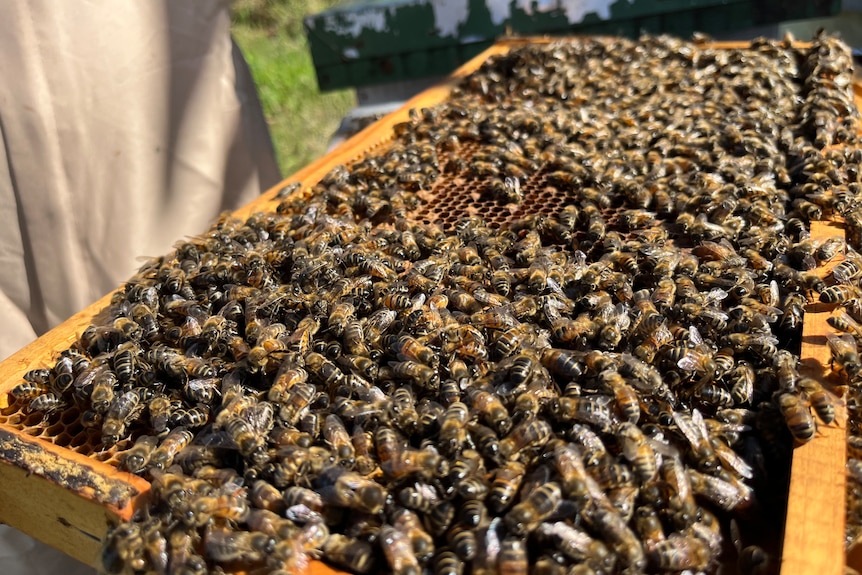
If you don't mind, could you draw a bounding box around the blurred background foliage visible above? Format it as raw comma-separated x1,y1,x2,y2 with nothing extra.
231,0,355,179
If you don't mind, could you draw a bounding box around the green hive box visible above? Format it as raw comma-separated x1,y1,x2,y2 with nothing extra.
304,0,841,92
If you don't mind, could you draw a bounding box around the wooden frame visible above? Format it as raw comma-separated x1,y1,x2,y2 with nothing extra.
0,36,858,575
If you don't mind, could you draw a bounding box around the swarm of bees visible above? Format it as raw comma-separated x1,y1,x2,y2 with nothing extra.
7,33,862,574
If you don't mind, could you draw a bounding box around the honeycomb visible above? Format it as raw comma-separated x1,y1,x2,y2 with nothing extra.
0,402,134,466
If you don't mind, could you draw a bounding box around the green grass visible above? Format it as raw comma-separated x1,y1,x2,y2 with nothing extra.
231,0,355,178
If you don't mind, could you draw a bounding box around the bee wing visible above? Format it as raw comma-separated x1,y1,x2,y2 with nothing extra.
652,322,673,346
411,293,426,311
713,442,754,479
666,454,692,503
613,303,632,331
673,410,706,450
285,503,323,523
768,280,780,305
196,428,236,449
704,288,728,305
412,481,440,504
546,276,564,296
677,350,704,372
691,408,710,440
801,254,817,270
762,304,784,318
244,402,275,435
595,303,615,324
826,332,855,353
188,377,219,393
703,306,729,322
595,395,615,406
542,295,568,322
572,250,587,269
831,308,862,335
646,434,679,458
690,470,746,511
688,325,703,346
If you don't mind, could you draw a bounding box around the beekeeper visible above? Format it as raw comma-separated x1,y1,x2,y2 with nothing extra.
0,1,281,573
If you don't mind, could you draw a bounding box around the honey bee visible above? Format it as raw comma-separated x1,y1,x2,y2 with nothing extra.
102,389,143,445
777,392,816,444
417,397,444,435
316,465,387,514
583,501,646,570
393,507,436,563
327,301,356,337
10,379,51,402
305,352,346,389
540,348,585,378
499,419,552,460
203,525,275,563
145,344,186,380
277,383,316,427
80,324,125,355
505,482,561,535
337,354,379,381
727,333,779,360
488,460,526,513
180,377,218,405
464,421,500,465
693,383,734,409
268,364,309,403
393,335,437,366
103,522,148,573
617,421,657,483
382,293,415,311
821,284,862,304
554,396,614,432
390,360,439,390
220,415,269,466
673,409,719,472
282,485,324,513
649,534,710,571
828,308,862,338
772,349,800,393
834,252,862,284
689,468,752,511
438,402,470,455
243,480,286,515
186,489,252,527
364,308,398,344
323,534,377,575
433,549,463,575
798,376,839,425
380,523,421,575
121,435,159,474
129,302,159,341
672,338,718,383
149,427,194,471
648,278,677,312
826,333,862,381
815,236,845,263
465,387,511,435
323,413,356,464
780,292,806,332
538,520,613,570
495,537,528,575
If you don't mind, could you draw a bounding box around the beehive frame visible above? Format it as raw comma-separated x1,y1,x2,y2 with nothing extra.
0,37,858,575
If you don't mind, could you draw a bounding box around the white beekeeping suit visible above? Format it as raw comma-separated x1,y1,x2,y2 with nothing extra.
0,1,282,573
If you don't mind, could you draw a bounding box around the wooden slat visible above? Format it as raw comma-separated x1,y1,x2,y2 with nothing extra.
781,219,848,575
